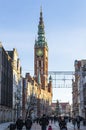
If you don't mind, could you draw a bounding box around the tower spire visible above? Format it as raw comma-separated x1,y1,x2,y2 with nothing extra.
39,6,44,31
40,6,42,14
35,8,47,47
39,6,43,25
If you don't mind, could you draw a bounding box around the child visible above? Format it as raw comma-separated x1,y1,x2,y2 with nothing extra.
48,125,52,130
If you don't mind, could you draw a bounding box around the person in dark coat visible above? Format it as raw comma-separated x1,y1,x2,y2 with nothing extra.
76,116,81,129
16,116,24,130
39,114,49,130
59,116,67,130
72,117,76,129
25,116,32,130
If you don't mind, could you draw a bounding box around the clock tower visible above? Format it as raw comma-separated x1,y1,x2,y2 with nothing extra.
34,8,48,90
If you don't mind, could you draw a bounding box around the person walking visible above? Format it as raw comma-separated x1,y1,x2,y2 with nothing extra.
48,125,52,130
72,117,76,129
25,116,32,130
59,116,67,130
39,114,49,130
16,116,24,130
76,116,81,129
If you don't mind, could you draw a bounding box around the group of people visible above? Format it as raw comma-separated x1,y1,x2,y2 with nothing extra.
58,115,82,130
72,116,81,129
9,114,82,130
9,114,49,130
16,116,33,130
9,116,32,130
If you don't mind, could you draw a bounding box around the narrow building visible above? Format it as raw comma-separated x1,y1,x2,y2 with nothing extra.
0,43,13,122
72,60,86,119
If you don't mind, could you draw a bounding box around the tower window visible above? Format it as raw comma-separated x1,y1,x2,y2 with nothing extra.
41,61,43,67
39,61,41,67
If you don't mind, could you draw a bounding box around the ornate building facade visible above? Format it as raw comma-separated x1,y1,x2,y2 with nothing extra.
23,9,52,118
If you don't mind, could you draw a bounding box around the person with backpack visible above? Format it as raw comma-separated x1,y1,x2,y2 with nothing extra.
25,116,32,130
39,114,49,130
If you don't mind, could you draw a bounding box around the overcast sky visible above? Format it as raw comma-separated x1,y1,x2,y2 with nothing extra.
0,0,86,104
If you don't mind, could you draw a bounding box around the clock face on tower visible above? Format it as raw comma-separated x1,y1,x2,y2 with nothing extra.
36,49,43,56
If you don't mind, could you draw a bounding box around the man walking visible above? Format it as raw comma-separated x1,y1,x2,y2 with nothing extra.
76,116,81,129
72,117,76,129
39,114,49,130
25,116,32,130
16,116,24,130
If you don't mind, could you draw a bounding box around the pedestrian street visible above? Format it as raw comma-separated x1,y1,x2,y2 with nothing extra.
20,121,86,130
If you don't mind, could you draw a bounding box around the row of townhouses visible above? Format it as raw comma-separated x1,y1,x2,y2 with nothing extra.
72,60,86,119
0,9,52,123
